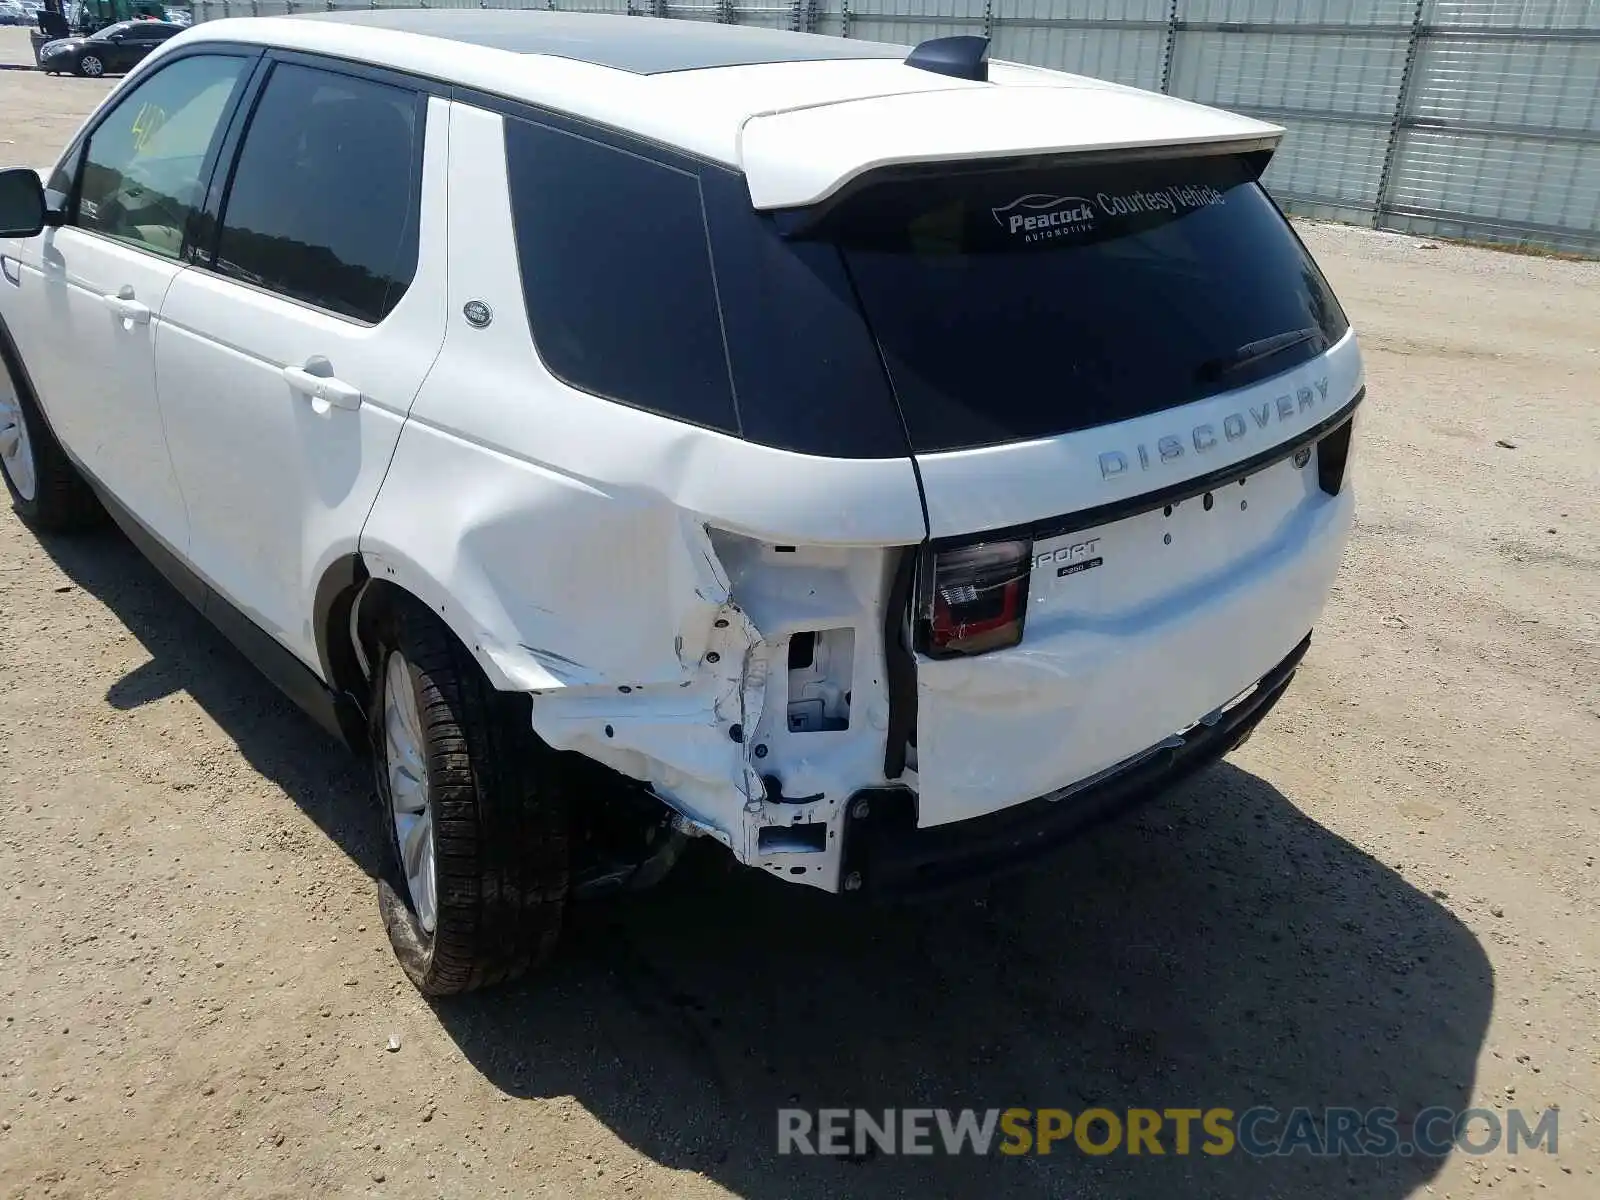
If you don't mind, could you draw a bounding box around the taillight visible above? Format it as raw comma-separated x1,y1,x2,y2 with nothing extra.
921,540,1033,658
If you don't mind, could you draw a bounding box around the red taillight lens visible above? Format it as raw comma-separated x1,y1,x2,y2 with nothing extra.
924,540,1033,657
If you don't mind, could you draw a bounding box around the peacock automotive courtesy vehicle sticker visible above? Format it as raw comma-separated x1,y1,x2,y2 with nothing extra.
991,183,1228,244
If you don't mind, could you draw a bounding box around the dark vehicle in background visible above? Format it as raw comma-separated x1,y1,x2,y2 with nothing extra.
38,18,181,76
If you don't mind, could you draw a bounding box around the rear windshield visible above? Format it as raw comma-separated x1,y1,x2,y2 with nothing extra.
503,112,1347,460
793,152,1349,453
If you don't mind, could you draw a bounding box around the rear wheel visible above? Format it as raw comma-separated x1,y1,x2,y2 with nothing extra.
370,598,569,995
0,344,103,531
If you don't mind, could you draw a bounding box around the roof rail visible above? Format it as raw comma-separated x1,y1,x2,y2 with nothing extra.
904,34,990,83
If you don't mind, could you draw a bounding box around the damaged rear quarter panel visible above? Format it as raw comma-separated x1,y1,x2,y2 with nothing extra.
361,414,921,885
359,97,927,888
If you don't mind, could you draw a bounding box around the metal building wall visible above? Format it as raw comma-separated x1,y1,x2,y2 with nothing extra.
187,0,1600,254
1386,0,1600,249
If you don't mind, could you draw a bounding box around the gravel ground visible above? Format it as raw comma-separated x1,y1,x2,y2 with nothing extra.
1,29,1597,1200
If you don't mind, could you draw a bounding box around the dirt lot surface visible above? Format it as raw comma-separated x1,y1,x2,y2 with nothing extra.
1,27,1597,1200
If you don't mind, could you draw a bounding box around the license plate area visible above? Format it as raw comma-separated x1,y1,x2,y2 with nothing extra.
1026,449,1323,624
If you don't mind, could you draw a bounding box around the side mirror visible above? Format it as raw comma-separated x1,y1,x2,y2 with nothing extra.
0,167,49,239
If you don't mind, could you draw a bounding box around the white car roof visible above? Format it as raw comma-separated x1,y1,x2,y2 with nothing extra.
180,11,1283,209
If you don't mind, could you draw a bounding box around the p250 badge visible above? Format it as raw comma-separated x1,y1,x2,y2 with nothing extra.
1034,537,1103,578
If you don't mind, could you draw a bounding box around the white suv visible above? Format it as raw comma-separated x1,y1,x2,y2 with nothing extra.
0,11,1363,993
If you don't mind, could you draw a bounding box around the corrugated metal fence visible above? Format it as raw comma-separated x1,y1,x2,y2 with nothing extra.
187,0,1600,254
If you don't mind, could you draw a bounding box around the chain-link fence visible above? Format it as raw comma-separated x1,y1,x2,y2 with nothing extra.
187,0,1600,254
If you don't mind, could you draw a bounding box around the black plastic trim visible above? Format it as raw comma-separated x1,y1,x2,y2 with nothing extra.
904,34,990,82
313,553,370,699
187,49,273,267
1317,416,1354,496
96,484,206,611
179,49,268,265
840,633,1312,899
881,545,918,779
928,387,1364,553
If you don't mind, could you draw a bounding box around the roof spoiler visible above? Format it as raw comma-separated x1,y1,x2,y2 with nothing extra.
738,87,1285,211
904,35,990,83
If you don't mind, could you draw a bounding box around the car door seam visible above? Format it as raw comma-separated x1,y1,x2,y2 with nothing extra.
149,265,196,547
357,94,453,562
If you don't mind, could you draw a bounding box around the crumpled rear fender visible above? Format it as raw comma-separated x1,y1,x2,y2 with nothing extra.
360,97,928,889
360,423,745,694
360,415,920,888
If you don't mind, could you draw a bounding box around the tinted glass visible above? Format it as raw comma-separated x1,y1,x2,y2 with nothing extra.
698,169,908,458
802,154,1350,452
76,53,248,259
214,63,420,324
504,117,738,435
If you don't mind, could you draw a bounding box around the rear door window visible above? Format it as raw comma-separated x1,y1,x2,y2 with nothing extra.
796,153,1350,453
211,62,422,324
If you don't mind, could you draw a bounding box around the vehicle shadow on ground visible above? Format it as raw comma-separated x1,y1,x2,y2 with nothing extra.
40,526,388,878
44,526,1495,1200
445,785,1494,1200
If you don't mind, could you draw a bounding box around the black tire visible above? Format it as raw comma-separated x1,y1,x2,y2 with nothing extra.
370,597,569,996
0,339,104,532
75,54,103,78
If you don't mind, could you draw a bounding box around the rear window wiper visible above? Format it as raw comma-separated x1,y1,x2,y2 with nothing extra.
1195,327,1326,385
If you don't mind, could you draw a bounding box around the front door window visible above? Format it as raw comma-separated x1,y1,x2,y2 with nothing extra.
73,53,250,260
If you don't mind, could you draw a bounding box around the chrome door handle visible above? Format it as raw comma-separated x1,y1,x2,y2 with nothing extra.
282,362,363,411
101,289,151,325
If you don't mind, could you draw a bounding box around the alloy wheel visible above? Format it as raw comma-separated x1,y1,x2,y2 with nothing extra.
383,652,437,934
0,371,36,502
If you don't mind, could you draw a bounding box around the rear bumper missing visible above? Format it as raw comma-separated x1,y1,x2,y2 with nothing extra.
837,632,1311,899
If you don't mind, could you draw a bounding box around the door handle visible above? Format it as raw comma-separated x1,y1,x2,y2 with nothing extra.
101,286,151,325
282,360,363,411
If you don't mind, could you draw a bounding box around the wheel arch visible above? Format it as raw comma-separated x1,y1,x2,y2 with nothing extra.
313,551,372,714
314,549,535,725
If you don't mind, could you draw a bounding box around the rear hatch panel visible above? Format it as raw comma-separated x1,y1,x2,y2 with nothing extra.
779,144,1364,826
910,379,1360,826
